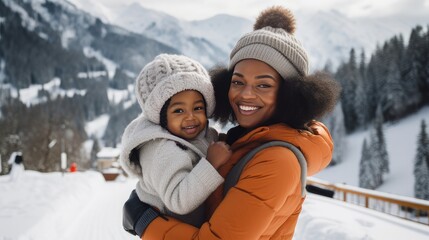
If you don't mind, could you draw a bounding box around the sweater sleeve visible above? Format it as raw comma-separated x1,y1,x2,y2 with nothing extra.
142,147,301,239
146,140,224,215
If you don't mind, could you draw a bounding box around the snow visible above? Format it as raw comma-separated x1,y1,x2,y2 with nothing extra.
65,0,116,23
315,105,429,198
295,194,429,240
61,29,76,49
107,88,130,105
0,170,108,239
82,47,117,80
3,0,38,31
77,71,108,79
96,147,120,158
5,78,87,106
85,114,110,139
1,170,428,240
0,60,5,83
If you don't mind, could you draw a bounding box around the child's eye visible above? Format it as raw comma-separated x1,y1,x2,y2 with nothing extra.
172,109,184,113
195,106,205,111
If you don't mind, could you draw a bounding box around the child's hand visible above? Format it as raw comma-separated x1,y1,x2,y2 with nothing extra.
207,141,232,169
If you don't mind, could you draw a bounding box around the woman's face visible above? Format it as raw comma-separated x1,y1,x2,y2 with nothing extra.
166,90,207,140
228,59,281,129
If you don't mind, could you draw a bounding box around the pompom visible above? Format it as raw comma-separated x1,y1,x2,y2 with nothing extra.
253,6,296,34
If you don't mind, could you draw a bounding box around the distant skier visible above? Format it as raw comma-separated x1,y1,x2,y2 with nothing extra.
8,151,24,181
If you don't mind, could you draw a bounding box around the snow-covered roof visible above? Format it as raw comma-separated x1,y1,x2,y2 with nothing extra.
96,147,120,158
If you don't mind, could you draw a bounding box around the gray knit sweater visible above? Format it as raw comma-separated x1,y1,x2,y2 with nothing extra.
119,115,224,226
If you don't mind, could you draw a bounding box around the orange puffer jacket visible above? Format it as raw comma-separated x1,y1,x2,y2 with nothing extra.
142,121,333,240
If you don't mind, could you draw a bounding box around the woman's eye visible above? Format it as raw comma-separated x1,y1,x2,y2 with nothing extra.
258,84,271,88
231,80,243,86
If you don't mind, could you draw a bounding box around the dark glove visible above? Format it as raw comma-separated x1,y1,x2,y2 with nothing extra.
123,189,161,237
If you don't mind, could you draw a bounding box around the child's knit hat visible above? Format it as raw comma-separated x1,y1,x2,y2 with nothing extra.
135,54,215,124
229,6,309,79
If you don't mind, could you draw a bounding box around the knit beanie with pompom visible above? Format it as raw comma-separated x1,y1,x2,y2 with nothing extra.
135,54,215,124
229,6,309,79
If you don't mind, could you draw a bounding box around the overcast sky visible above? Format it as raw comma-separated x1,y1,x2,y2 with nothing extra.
99,0,429,21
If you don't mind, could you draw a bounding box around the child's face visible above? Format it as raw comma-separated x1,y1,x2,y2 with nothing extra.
166,90,207,141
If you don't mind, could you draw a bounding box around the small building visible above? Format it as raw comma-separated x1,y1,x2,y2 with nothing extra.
96,147,120,172
96,147,121,181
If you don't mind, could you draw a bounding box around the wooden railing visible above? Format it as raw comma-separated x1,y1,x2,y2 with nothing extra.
307,177,429,225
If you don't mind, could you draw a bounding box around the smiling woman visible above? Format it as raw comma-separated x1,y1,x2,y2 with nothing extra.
228,59,281,129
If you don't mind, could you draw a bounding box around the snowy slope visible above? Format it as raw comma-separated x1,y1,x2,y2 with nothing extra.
0,171,106,239
315,106,429,198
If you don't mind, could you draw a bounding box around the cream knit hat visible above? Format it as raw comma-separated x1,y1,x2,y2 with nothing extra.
135,54,215,124
229,6,309,79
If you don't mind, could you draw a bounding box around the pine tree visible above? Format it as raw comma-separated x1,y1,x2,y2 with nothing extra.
402,28,422,111
424,26,429,103
337,48,359,132
365,53,379,123
408,26,429,104
355,50,369,128
368,128,383,187
382,36,408,120
374,105,389,176
359,138,377,189
414,120,429,200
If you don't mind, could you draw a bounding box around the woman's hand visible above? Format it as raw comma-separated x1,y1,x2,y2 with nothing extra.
207,141,232,169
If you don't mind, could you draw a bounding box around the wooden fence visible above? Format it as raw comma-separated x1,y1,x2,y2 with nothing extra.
307,178,429,225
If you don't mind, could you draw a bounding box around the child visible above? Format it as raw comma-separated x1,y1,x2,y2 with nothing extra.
119,54,231,227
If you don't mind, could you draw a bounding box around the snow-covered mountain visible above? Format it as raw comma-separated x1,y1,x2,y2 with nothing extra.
0,0,178,89
294,10,418,70
186,14,252,55
110,3,247,67
66,0,426,71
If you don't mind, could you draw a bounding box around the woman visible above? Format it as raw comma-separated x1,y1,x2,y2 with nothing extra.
123,6,341,240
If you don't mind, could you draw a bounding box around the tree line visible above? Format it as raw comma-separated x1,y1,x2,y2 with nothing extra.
342,25,429,200
0,79,113,173
335,25,429,133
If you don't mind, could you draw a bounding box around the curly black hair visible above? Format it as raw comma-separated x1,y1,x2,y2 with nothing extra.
159,98,171,130
209,65,341,129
